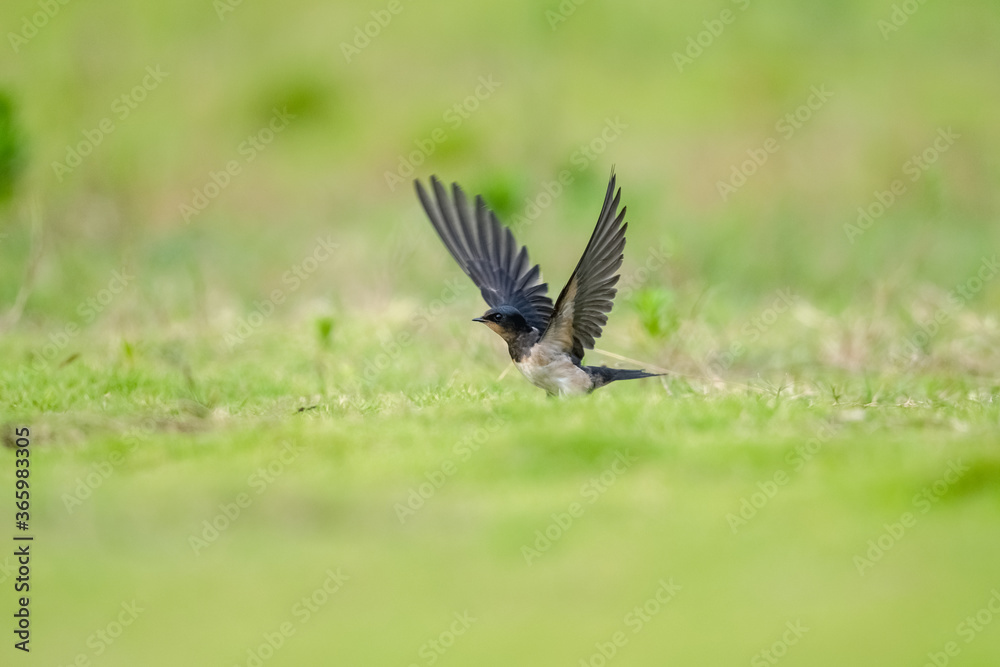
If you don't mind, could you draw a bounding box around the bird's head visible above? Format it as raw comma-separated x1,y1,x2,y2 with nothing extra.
472,305,532,342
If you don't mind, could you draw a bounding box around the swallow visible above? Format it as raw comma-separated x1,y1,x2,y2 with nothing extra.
414,171,661,396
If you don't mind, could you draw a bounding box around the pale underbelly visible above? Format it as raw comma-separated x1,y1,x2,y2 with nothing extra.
514,354,592,396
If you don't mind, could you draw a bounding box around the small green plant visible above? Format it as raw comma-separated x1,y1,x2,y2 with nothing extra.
0,91,26,203
631,287,679,339
315,315,335,350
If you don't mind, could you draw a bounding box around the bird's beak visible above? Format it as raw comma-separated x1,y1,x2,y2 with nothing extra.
472,317,485,323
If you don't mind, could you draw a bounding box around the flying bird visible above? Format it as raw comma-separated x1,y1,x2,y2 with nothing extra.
414,171,660,396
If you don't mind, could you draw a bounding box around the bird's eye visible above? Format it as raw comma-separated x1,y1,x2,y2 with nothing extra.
491,313,502,321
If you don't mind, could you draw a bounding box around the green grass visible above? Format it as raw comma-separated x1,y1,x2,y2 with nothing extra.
2,0,1000,664
3,321,1000,665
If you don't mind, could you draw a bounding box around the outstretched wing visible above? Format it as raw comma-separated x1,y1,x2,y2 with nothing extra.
540,171,627,363
415,176,554,332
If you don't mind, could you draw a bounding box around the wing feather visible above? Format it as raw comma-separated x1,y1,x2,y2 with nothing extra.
415,177,554,331
541,171,630,362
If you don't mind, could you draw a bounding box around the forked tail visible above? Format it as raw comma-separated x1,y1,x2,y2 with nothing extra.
584,366,662,390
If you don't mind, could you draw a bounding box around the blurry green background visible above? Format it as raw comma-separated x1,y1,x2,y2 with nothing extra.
2,0,1000,665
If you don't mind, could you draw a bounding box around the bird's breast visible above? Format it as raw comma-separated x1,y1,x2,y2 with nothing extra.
514,343,592,396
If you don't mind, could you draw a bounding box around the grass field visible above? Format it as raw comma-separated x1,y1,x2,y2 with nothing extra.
2,0,1000,665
